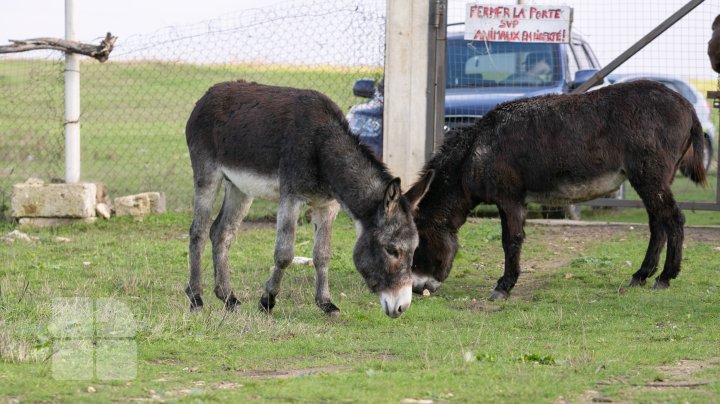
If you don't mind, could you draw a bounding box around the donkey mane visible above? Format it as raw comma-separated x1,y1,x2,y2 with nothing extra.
414,122,487,231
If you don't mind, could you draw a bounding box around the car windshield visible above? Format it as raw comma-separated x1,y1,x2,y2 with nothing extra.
446,40,561,88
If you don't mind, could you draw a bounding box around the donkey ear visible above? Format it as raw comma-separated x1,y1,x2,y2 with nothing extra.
384,177,402,215
404,169,435,211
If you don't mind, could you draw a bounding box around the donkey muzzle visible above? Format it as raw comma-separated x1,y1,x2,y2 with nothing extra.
380,279,412,318
411,273,442,294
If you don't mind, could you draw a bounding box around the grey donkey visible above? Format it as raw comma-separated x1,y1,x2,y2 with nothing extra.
185,80,434,318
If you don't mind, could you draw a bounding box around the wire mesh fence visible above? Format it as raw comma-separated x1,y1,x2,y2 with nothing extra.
0,0,386,214
1,0,719,217
440,0,720,213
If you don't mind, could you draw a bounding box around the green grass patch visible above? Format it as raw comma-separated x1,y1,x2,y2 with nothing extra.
1,212,719,401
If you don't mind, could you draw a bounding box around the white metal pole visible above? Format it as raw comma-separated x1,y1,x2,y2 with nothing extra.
64,0,81,183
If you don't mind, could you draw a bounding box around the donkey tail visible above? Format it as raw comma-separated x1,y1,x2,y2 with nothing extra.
680,113,708,187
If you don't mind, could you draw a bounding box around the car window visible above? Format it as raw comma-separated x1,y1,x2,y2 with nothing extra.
566,44,579,77
446,40,561,88
571,41,593,70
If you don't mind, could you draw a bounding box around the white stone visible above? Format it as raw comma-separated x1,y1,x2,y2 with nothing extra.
1,230,38,243
96,203,111,219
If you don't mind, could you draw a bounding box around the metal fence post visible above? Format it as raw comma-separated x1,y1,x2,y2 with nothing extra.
64,0,81,183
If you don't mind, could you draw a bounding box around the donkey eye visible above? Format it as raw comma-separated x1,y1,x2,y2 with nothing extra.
385,246,400,258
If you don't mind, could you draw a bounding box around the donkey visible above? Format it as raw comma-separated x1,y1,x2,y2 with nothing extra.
708,14,720,73
407,80,707,300
185,80,434,318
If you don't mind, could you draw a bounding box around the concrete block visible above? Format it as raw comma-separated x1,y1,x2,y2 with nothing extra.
18,217,97,227
11,181,97,218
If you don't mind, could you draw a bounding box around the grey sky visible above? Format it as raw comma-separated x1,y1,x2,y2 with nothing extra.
2,1,718,78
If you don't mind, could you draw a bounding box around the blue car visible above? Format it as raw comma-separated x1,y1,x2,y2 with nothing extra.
347,25,604,159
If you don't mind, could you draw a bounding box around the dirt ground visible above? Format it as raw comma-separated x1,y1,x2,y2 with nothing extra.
526,219,720,244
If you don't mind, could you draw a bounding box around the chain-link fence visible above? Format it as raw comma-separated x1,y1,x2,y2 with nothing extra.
0,0,386,214
440,0,720,212
1,0,719,216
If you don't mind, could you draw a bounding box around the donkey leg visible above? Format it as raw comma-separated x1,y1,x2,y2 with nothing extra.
186,167,223,311
490,202,527,301
631,182,683,289
209,180,253,311
310,200,341,316
654,198,685,289
628,211,667,287
259,197,303,313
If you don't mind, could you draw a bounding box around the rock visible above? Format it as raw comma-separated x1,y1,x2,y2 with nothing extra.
113,194,150,218
113,192,166,218
292,256,313,266
95,183,112,206
145,192,166,214
96,203,111,219
11,182,97,218
1,230,38,243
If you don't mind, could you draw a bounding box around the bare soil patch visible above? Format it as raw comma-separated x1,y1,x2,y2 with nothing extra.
236,365,349,379
565,358,720,403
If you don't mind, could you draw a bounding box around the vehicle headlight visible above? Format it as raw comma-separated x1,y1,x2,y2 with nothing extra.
347,112,382,138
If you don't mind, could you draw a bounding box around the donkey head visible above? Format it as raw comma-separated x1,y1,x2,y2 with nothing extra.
353,170,434,318
410,223,459,294
407,169,463,295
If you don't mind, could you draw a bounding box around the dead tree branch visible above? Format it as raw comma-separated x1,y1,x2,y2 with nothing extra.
0,32,117,62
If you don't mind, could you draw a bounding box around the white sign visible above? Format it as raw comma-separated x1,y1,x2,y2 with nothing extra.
465,4,573,43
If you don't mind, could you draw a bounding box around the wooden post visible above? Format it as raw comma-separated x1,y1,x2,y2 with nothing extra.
383,0,447,186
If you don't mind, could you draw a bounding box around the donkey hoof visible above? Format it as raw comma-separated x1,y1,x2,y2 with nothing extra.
628,277,647,287
652,279,670,289
318,302,341,317
224,295,241,312
258,294,276,314
188,295,204,312
488,290,509,301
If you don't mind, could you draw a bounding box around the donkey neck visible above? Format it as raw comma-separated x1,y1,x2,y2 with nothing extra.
317,131,394,220
416,137,476,234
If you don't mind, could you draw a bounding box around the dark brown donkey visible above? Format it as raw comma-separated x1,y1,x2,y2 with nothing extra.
185,80,434,318
406,80,707,300
708,14,720,73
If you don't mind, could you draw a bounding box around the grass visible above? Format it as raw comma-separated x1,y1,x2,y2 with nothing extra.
1,60,718,216
1,62,719,400
1,210,720,402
